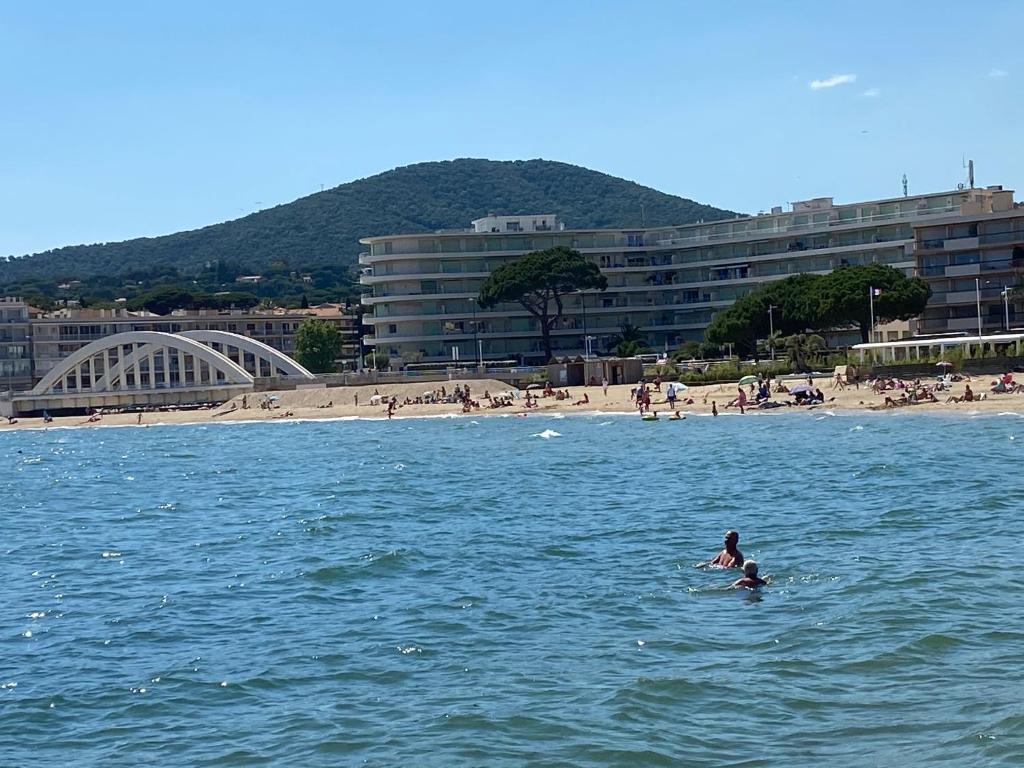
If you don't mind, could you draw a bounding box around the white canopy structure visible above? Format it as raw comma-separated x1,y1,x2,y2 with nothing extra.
179,330,315,380
3,329,313,416
852,332,1024,364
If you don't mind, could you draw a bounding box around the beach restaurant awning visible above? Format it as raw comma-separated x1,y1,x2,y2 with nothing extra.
852,332,1024,363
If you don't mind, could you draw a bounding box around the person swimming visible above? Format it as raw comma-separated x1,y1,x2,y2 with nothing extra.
696,529,743,568
732,559,767,589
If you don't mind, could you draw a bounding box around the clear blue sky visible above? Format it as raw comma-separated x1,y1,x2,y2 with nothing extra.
2,0,1021,257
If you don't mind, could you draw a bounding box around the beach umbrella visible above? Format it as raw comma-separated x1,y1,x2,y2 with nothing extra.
936,361,954,368
267,395,280,401
788,384,813,394
670,382,688,392
738,375,758,385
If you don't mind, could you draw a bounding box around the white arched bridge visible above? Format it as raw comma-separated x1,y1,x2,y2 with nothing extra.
5,330,315,416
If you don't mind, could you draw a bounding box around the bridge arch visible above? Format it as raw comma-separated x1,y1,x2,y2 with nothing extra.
179,330,316,379
30,331,254,396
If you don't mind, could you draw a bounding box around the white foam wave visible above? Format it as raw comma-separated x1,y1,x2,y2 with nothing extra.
532,429,562,439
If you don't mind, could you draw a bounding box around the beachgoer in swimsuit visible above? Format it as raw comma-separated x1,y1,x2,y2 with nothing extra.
732,559,767,589
699,530,743,568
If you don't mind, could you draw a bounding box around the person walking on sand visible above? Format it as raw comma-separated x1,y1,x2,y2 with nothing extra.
602,377,609,397
354,393,359,407
697,530,744,568
712,400,718,417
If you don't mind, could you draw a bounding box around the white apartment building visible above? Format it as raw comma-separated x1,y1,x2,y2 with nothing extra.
359,187,1013,366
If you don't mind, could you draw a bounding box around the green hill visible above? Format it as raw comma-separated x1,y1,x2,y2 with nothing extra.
0,159,736,286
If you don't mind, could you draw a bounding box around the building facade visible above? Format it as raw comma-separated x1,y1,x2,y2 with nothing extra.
0,297,33,391
913,200,1023,335
360,188,1013,366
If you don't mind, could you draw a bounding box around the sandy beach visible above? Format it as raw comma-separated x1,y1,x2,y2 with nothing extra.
3,374,1023,432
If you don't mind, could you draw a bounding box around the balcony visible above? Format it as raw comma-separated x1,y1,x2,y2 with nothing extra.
945,263,980,277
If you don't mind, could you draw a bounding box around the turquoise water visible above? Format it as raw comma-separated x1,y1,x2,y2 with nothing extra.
2,412,1023,766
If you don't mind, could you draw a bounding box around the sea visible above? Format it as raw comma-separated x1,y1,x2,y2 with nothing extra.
2,411,1023,767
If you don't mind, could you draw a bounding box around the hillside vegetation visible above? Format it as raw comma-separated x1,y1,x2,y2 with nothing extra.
1,159,735,289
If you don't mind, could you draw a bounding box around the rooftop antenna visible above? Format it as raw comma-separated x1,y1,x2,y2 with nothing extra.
902,174,908,197
640,203,646,228
961,156,975,189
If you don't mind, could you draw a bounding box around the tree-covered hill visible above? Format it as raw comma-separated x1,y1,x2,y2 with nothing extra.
0,159,736,285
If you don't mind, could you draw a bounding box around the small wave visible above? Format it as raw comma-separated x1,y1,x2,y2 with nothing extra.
532,429,562,439
100,551,122,558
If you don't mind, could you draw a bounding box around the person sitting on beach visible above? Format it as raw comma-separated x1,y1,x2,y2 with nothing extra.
946,384,974,404
574,393,590,406
669,409,683,420
697,530,743,568
732,559,767,589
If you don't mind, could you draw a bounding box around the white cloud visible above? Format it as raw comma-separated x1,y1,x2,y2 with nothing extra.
809,73,857,90
989,68,1008,78
862,88,880,97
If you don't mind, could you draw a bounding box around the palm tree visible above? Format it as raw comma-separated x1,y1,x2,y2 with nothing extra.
784,333,825,372
610,322,648,357
758,330,784,360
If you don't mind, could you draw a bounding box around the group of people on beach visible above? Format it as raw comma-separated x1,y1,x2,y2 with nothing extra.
696,529,767,590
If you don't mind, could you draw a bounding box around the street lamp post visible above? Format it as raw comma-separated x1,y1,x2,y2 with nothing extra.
1001,286,1011,331
975,277,983,339
580,290,589,359
469,298,480,368
767,304,777,360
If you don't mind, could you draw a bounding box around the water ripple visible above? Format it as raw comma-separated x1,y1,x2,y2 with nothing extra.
1,413,1023,766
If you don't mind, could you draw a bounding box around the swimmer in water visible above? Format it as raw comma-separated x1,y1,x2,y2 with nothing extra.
732,559,767,589
697,529,743,568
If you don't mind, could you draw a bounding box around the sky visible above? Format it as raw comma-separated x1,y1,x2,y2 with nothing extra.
1,0,1022,257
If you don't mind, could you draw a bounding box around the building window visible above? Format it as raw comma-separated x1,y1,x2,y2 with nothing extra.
505,221,521,232
388,324,397,334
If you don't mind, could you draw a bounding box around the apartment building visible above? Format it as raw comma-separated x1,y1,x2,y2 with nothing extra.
913,190,1023,335
0,297,33,391
360,189,1010,366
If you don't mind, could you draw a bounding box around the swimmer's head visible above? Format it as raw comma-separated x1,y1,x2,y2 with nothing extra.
742,559,758,577
725,530,739,546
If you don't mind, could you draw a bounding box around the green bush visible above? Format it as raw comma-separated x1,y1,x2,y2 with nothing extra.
364,352,390,369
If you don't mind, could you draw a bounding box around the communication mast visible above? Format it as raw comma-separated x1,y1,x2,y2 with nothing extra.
962,157,975,189
901,174,908,197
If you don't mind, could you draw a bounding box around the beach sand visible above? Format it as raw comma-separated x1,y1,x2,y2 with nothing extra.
3,374,1023,432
